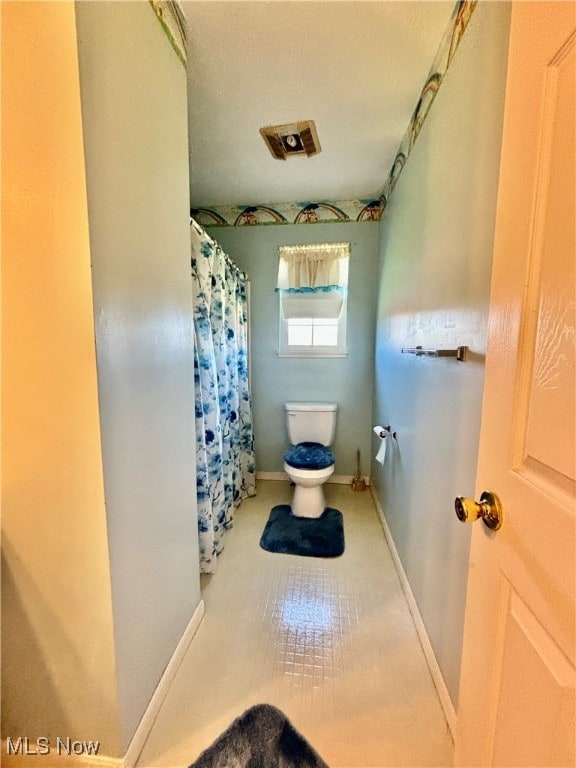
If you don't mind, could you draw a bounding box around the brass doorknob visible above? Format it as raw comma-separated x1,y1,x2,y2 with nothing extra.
454,491,503,531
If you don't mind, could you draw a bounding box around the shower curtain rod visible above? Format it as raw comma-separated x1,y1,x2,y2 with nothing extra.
190,216,247,280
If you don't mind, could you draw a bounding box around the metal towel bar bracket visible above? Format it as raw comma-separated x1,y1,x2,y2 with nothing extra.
401,345,468,361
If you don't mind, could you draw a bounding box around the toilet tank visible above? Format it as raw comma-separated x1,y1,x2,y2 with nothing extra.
285,402,337,446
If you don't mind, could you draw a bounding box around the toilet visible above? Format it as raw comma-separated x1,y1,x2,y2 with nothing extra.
283,402,337,518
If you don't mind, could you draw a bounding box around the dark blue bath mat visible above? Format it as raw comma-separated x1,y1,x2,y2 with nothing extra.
189,703,329,768
259,505,344,558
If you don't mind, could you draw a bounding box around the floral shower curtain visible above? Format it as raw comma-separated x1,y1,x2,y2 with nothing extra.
191,219,256,573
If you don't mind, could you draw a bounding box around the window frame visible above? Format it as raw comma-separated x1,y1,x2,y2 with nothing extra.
277,290,348,358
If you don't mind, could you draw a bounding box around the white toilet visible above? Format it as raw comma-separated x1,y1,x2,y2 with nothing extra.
283,402,337,518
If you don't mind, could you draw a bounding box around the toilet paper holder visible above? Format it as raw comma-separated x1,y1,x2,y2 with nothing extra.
375,425,396,440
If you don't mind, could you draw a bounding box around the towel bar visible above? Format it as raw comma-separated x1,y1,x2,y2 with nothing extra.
401,345,467,361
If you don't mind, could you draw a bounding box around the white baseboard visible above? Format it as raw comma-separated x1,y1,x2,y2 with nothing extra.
370,487,457,740
256,471,289,482
1,739,122,768
256,471,370,486
329,474,370,486
1,601,205,768
123,599,205,768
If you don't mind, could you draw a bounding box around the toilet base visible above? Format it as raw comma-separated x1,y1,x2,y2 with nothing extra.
292,483,326,518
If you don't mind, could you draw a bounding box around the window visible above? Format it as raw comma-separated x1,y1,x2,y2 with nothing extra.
287,317,339,347
276,243,349,357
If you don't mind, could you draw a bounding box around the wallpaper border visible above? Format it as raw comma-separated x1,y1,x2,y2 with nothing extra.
149,0,187,67
379,0,478,209
191,199,382,229
191,0,478,227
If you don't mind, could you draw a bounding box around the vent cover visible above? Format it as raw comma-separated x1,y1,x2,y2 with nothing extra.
260,120,321,160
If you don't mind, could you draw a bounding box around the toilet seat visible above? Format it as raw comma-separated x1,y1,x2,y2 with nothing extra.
283,441,334,470
283,462,335,482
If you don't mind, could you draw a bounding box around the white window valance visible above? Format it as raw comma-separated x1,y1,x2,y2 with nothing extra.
277,242,350,291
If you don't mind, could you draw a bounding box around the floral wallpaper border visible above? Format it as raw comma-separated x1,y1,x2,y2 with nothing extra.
191,0,478,228
150,0,187,67
191,199,382,229
379,0,477,208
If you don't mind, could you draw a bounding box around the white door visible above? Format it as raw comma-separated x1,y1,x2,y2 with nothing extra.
455,3,575,767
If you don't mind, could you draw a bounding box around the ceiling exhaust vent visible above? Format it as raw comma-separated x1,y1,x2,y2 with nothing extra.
260,120,321,160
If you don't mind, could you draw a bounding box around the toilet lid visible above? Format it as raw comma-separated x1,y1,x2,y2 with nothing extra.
284,442,334,470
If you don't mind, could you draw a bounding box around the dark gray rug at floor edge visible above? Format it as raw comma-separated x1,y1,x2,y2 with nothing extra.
259,505,344,558
188,703,329,768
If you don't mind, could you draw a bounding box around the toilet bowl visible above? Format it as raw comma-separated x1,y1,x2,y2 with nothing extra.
283,461,335,518
284,403,337,518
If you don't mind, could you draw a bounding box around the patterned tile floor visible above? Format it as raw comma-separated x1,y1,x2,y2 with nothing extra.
137,481,454,768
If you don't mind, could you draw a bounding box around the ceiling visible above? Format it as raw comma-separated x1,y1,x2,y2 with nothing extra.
182,1,454,209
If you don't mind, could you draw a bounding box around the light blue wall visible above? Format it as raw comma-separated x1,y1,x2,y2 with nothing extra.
371,1,511,707
207,222,380,477
76,1,200,750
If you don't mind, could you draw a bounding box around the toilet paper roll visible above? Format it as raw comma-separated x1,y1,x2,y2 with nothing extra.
373,425,391,465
